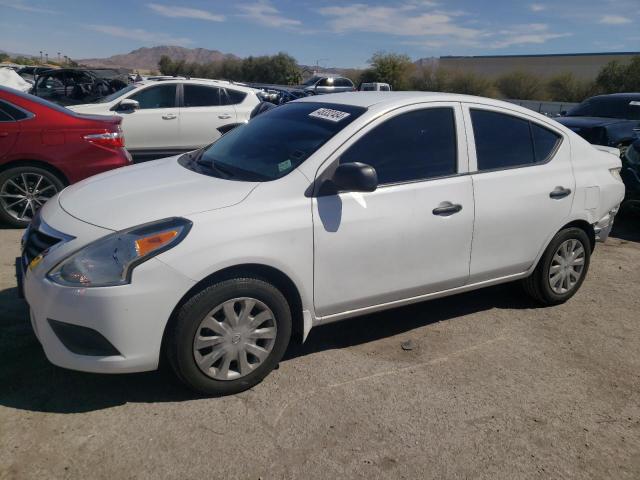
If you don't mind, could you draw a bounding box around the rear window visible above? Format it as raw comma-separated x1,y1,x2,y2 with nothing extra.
1,88,72,116
187,102,366,181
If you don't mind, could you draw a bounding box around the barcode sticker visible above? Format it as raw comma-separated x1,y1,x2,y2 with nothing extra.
309,108,351,122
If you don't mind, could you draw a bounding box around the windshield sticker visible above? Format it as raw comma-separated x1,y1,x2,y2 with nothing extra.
278,159,292,172
309,108,351,122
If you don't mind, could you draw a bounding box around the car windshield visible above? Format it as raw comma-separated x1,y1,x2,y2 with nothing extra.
567,97,640,119
184,102,366,181
96,84,137,103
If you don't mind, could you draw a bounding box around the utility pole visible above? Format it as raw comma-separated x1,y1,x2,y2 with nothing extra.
39,51,43,64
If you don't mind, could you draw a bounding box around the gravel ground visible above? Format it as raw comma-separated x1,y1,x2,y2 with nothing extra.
1,219,639,479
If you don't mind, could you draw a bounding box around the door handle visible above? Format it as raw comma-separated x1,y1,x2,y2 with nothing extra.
432,201,463,216
162,114,177,120
0,132,8,137
549,186,572,199
218,114,232,120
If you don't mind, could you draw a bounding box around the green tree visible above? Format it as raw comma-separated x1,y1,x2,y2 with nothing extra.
595,60,626,93
368,52,415,90
409,65,450,92
495,71,546,100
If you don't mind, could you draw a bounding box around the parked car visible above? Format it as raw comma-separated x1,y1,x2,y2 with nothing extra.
32,68,129,106
301,75,355,95
556,93,640,152
621,138,640,212
217,101,278,135
360,82,391,91
0,86,131,227
17,66,53,83
68,79,261,161
20,92,624,395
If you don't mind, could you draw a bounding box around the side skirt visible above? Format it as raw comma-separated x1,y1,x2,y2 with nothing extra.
313,271,530,327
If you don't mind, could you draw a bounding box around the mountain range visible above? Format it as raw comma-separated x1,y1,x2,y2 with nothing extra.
78,46,238,71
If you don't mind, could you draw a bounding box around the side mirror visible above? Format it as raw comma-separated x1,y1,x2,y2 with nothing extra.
333,162,378,192
559,110,567,116
116,99,139,112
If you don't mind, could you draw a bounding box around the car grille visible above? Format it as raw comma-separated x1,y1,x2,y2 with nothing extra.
22,226,64,267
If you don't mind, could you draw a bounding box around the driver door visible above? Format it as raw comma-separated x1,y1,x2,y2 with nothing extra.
312,103,474,318
119,83,180,152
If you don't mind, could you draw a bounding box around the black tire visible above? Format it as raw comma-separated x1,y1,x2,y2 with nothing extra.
0,165,65,228
522,227,591,306
167,277,292,396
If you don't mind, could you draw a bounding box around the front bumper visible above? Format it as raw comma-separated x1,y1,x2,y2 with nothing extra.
23,246,195,374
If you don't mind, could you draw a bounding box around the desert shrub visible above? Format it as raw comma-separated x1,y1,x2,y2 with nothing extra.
496,71,546,100
446,71,496,96
546,73,594,102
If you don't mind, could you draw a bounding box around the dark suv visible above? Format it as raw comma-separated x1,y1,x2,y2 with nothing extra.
556,93,640,151
301,75,355,95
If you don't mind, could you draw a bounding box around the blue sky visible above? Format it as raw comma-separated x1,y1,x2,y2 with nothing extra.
1,0,638,67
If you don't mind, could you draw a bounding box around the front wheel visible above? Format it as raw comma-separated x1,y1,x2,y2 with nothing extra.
167,278,292,396
522,227,591,305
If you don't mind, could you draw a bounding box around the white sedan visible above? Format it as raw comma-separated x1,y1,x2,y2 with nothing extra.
21,92,624,395
68,79,260,160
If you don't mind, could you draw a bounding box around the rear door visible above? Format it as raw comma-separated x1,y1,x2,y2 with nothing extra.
121,83,180,151
0,100,23,158
464,104,574,283
177,84,237,149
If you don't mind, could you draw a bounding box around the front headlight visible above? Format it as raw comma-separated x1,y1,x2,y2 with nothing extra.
47,217,192,287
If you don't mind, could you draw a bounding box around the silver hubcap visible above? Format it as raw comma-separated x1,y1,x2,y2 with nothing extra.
549,239,586,294
0,173,58,222
193,297,277,381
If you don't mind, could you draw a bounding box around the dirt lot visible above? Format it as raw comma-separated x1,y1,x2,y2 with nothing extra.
1,219,639,480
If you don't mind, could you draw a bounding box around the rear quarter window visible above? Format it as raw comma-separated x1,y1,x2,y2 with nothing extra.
224,89,248,105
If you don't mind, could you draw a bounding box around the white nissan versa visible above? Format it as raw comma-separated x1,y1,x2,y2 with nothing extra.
20,92,624,396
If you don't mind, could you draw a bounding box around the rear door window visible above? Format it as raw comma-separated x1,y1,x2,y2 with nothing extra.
471,109,561,171
531,123,561,162
183,85,222,107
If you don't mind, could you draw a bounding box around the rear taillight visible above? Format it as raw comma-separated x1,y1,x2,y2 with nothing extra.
83,130,125,149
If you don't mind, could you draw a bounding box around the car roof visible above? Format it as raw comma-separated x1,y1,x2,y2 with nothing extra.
292,91,566,128
135,78,259,93
293,91,510,109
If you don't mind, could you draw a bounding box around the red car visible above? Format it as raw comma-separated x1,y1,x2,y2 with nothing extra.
0,86,131,227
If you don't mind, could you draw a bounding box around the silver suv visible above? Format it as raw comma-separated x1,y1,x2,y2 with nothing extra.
302,75,355,95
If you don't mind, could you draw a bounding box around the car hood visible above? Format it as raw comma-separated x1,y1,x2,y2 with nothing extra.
555,116,626,128
58,155,258,230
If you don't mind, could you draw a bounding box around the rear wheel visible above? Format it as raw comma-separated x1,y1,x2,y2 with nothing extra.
0,166,65,227
522,227,591,305
167,277,292,396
